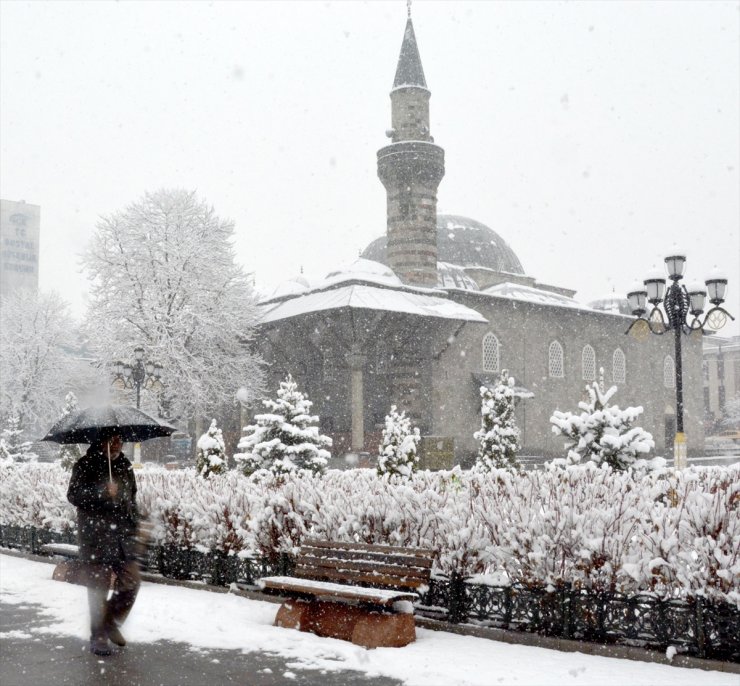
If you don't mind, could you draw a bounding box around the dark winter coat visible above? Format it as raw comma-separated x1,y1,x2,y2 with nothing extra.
67,447,139,566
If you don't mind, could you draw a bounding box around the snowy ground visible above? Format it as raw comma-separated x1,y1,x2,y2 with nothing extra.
1,554,736,686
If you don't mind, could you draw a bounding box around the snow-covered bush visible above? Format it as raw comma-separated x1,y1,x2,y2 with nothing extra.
2,461,738,605
0,462,75,531
234,375,330,476
0,415,37,463
56,393,82,470
550,374,654,470
196,419,227,478
473,371,521,472
377,405,420,477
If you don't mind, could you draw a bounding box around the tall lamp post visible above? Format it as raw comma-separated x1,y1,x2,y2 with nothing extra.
112,346,164,464
626,253,734,468
112,347,163,410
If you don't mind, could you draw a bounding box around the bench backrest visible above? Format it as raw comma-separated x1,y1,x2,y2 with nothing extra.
294,539,434,592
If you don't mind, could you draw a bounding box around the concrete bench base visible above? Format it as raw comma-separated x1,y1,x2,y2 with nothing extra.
275,598,416,649
51,560,115,589
51,559,88,585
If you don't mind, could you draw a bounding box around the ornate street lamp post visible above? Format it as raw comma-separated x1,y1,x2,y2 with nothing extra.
112,346,163,410
112,347,164,465
626,253,734,468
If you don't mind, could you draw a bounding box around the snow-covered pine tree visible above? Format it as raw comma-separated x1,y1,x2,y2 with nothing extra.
0,415,37,463
473,370,521,472
234,375,330,476
195,419,227,478
57,392,82,470
550,370,654,470
232,425,263,476
377,405,420,477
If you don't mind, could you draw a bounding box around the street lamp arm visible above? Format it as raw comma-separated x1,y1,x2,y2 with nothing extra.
624,304,735,337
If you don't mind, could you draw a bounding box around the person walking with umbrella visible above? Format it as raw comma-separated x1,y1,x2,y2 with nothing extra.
67,430,141,655
44,404,174,656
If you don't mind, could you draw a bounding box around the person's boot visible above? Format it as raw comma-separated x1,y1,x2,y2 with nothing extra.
102,603,126,646
106,620,126,647
90,635,112,656
106,585,138,647
88,587,113,656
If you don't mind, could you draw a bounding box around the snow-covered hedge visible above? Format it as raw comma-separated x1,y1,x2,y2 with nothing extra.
1,462,737,605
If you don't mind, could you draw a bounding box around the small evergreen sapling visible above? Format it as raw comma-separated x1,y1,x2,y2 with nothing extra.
234,374,330,476
58,392,82,470
196,419,227,478
0,415,37,463
473,371,521,472
377,405,420,477
550,370,654,470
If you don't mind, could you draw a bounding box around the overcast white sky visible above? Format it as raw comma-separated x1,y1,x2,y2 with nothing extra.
1,0,738,334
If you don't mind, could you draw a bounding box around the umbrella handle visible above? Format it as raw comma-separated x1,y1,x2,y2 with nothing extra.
107,443,113,483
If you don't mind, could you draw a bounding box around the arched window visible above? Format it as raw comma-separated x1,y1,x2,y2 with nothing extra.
612,348,626,384
549,341,564,378
482,333,500,372
663,356,675,389
582,345,596,381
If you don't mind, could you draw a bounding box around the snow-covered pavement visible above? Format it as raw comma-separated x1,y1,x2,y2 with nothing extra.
0,553,736,686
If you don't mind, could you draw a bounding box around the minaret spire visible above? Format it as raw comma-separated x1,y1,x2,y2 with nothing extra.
393,16,427,90
376,11,445,288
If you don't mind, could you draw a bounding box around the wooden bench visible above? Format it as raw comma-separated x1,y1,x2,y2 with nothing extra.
258,539,434,648
40,543,89,585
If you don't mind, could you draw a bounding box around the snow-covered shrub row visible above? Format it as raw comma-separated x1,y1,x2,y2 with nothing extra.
0,462,75,532
1,462,737,605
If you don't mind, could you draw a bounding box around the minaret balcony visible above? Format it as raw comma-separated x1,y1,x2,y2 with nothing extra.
377,141,445,187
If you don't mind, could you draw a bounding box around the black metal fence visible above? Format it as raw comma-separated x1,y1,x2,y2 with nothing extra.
419,573,739,662
1,524,737,662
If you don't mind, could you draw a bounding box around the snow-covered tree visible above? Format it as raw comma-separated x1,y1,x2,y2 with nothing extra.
721,393,740,430
377,405,420,477
0,415,37,463
234,375,330,476
0,289,91,434
232,430,263,476
550,372,654,470
81,189,265,422
56,392,82,470
473,371,521,472
196,419,227,478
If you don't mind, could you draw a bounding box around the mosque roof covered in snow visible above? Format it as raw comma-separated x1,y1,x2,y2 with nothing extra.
259,259,487,325
361,214,525,276
482,282,592,311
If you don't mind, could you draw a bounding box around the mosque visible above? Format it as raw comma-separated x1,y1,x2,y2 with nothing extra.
254,14,703,466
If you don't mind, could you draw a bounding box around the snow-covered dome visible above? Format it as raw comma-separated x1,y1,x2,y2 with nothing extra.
361,214,525,275
588,295,633,316
266,275,310,300
324,258,404,287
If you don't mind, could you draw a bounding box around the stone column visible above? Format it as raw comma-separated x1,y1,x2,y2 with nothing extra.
348,346,367,451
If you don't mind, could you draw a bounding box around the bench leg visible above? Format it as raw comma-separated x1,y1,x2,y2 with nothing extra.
274,599,311,630
52,561,115,589
52,560,87,585
352,612,416,649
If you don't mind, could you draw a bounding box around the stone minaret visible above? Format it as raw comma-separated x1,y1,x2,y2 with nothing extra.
377,15,445,288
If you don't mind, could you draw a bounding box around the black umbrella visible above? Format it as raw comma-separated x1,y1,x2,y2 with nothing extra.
42,404,176,445
43,404,176,482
